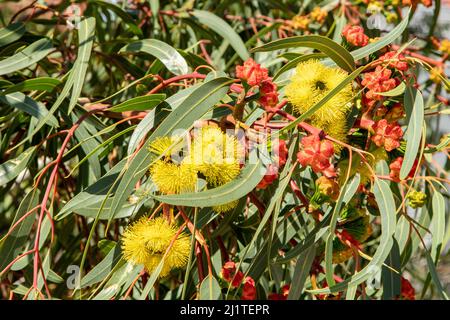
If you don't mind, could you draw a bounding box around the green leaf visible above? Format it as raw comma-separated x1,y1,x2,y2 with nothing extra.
287,246,316,300
309,178,396,294
55,158,127,220
401,86,424,180
0,38,53,76
1,77,61,95
107,94,166,112
251,35,355,73
91,0,143,37
154,151,265,207
325,174,361,287
431,192,445,260
0,92,58,127
381,239,401,300
191,10,249,61
0,189,40,274
375,81,406,97
71,197,140,220
108,77,233,222
199,275,222,300
127,108,169,155
81,244,123,288
68,17,96,114
425,250,449,300
0,146,36,185
0,22,26,47
120,39,189,75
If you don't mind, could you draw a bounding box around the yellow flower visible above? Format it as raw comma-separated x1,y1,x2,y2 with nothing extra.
121,217,191,277
310,7,327,24
148,136,186,162
439,39,450,55
185,126,244,213
148,135,197,194
429,67,443,84
189,126,243,187
285,60,353,128
150,161,197,194
315,117,348,153
291,15,310,30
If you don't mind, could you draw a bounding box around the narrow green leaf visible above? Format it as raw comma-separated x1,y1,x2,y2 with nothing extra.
107,94,166,112
425,251,449,300
0,146,36,185
309,178,396,294
55,158,127,220
325,174,361,287
154,151,265,207
0,38,53,76
91,0,143,37
191,10,249,61
0,22,26,47
401,86,424,180
0,92,58,126
81,244,123,288
381,239,401,299
350,9,410,61
375,81,406,97
251,35,355,73
431,192,445,260
68,17,96,114
1,77,61,95
287,246,316,300
120,39,189,75
0,189,40,273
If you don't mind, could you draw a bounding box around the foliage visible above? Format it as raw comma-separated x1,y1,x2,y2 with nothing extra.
0,0,449,300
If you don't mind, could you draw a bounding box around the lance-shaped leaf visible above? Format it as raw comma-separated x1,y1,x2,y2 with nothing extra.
0,146,36,185
191,10,249,61
0,92,58,127
68,17,96,114
401,85,424,180
251,35,355,73
0,38,53,76
309,178,397,294
0,22,26,47
1,77,61,95
381,239,401,299
154,152,265,207
120,39,189,75
107,94,166,112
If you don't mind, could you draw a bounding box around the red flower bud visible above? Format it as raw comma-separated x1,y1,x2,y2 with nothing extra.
379,51,409,71
342,25,369,47
220,261,236,282
236,58,269,86
241,276,257,300
371,119,403,151
297,134,336,177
